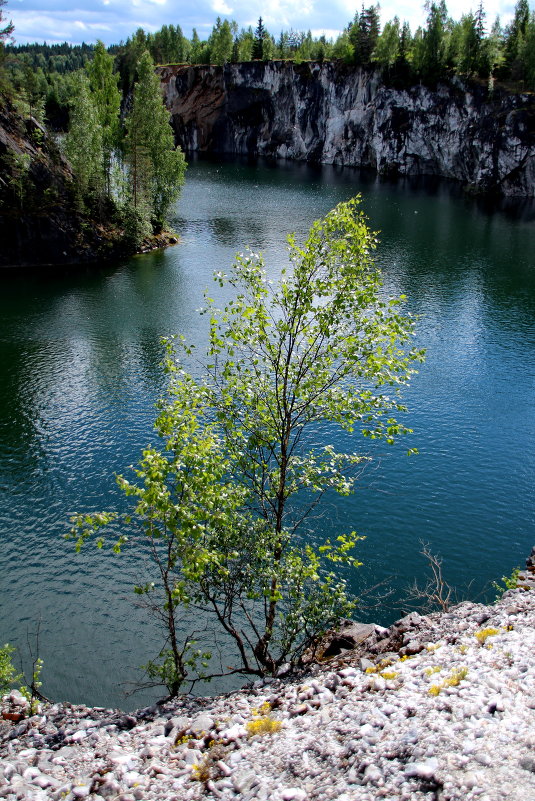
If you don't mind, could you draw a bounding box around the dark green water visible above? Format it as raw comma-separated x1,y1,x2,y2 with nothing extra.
1,158,534,709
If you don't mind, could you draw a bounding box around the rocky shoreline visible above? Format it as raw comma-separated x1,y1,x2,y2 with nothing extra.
1,548,534,801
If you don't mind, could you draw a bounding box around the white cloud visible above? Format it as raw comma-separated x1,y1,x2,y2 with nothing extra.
212,0,233,15
8,0,518,47
310,28,344,41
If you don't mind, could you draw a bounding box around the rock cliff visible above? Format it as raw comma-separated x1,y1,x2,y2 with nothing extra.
160,61,535,197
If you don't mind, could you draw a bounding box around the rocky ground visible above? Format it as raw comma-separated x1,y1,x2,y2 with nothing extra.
1,551,534,801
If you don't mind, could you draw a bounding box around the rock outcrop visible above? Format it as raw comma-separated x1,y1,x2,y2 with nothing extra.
0,101,176,269
160,61,535,197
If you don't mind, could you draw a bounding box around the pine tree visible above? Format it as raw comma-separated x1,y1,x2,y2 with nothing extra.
0,0,13,44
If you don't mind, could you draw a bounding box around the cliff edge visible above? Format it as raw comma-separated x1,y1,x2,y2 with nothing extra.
160,61,535,198
1,548,534,800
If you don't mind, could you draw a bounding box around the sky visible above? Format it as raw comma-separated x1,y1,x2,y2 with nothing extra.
5,0,521,48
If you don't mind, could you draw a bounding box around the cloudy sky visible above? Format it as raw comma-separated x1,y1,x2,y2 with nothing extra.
5,0,521,48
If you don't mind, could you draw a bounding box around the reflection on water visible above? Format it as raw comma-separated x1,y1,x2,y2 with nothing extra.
0,157,534,709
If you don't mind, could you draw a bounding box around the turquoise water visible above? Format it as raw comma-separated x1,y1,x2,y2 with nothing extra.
0,158,533,709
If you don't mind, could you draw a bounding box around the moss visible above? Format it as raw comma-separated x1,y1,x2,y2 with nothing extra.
380,671,399,680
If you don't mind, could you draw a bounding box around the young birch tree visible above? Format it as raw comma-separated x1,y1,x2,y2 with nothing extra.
87,40,121,197
125,50,186,234
70,197,424,695
64,72,104,202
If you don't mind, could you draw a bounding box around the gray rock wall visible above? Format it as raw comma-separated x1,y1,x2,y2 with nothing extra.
160,61,535,197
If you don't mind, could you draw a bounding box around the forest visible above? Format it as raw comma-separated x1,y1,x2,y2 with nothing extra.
3,0,535,110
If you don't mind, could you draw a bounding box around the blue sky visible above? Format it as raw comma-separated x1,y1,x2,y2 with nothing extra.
6,0,520,47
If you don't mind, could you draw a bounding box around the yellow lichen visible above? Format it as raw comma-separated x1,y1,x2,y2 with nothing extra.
475,628,500,645
245,716,282,737
427,667,468,696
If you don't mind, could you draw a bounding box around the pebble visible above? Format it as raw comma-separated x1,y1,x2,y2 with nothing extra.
281,789,307,800
1,586,535,801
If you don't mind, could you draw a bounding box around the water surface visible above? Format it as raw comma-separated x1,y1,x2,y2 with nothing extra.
1,158,533,708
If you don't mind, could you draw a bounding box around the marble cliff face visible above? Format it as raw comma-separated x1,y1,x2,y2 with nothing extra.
160,61,535,197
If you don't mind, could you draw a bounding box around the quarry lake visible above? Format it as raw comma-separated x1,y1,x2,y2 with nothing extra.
1,157,534,710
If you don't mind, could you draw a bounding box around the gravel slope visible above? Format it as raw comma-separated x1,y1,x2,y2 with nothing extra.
1,568,534,801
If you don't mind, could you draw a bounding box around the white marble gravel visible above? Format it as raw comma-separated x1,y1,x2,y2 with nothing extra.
1,585,535,801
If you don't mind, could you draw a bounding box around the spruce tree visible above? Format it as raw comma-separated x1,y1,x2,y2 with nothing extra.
252,17,265,59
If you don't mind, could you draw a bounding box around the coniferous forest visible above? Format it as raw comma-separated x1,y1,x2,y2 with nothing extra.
3,0,535,107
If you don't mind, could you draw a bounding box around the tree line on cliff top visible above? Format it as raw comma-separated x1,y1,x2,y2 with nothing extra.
4,0,535,97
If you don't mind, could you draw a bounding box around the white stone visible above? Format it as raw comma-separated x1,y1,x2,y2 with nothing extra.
404,759,439,780
281,789,307,801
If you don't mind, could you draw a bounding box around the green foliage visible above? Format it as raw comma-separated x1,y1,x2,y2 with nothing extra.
505,0,530,73
69,197,423,694
373,17,400,70
350,5,381,66
416,1,448,80
19,656,44,713
125,50,186,232
4,150,31,210
451,14,480,76
0,643,43,712
5,4,535,92
0,0,13,45
64,71,104,200
492,566,520,598
87,41,121,174
209,18,235,65
252,17,266,60
0,643,22,696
